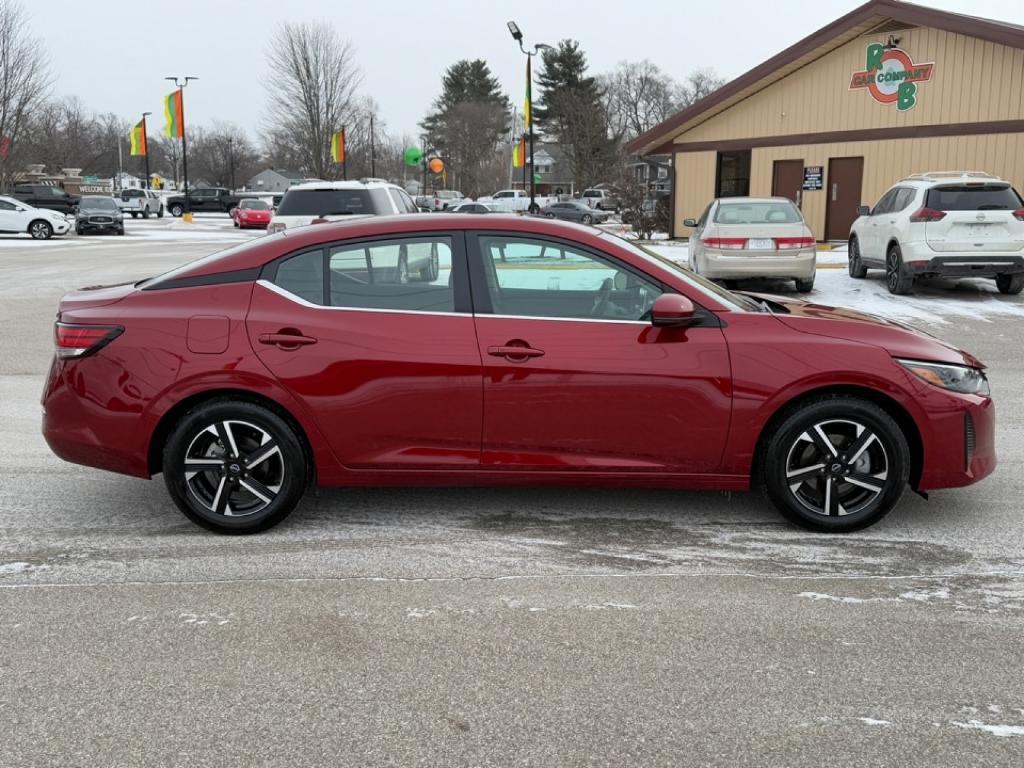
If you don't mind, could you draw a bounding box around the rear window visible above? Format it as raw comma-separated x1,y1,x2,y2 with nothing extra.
275,188,382,216
714,202,802,224
925,184,1023,211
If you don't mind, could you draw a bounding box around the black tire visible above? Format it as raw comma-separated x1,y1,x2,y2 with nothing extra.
848,237,868,278
545,212,556,218
117,227,125,236
885,243,913,295
794,275,815,293
761,396,910,532
581,213,593,225
28,220,52,240
75,226,84,236
142,208,150,219
130,212,139,219
157,206,164,218
995,273,1024,295
170,204,184,217
162,400,307,534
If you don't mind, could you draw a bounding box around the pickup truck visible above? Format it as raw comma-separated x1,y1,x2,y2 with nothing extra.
117,189,164,218
165,187,241,216
477,189,554,213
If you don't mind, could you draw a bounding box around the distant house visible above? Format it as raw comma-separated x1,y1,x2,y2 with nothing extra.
246,169,308,194
628,154,672,196
519,144,575,197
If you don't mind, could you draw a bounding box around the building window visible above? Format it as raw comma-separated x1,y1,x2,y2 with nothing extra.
715,150,751,198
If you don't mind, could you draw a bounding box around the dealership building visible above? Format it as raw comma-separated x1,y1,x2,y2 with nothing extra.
627,0,1024,241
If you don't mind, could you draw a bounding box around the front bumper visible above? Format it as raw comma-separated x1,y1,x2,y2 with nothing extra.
50,219,71,234
916,390,996,492
698,249,816,279
77,218,124,233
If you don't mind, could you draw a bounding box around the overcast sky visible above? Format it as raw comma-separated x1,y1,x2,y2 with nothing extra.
27,0,1024,143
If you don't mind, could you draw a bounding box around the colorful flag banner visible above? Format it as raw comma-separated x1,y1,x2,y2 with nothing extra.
164,90,184,138
523,57,532,130
330,129,346,163
512,136,526,168
129,120,147,156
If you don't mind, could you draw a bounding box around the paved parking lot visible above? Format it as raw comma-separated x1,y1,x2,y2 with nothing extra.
2,217,1023,766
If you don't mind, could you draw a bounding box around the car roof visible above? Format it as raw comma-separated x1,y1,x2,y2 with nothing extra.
285,180,400,192
715,197,794,205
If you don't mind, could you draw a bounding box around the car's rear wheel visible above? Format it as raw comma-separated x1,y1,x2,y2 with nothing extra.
885,244,913,295
157,206,164,218
761,397,910,532
142,208,150,219
163,401,307,534
995,273,1023,295
794,275,815,293
848,237,867,278
28,220,53,239
170,204,183,217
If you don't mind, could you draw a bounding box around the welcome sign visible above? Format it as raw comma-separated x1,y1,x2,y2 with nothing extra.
850,43,935,111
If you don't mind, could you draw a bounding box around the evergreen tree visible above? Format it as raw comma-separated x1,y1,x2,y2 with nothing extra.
534,40,619,189
421,60,510,196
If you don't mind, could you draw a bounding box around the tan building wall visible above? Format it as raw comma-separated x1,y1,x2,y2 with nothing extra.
675,133,1024,240
674,27,1024,145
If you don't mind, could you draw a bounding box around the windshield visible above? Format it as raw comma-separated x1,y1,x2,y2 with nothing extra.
275,188,377,216
81,197,118,211
925,184,1023,211
240,199,270,210
714,201,802,224
599,233,754,312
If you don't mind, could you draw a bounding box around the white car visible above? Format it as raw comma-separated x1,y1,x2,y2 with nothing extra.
684,197,817,292
0,195,71,239
477,189,556,213
267,180,419,234
848,171,1024,295
117,189,164,219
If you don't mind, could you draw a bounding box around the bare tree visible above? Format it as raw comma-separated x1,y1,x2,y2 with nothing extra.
601,60,677,141
263,21,362,180
0,0,50,189
675,67,727,109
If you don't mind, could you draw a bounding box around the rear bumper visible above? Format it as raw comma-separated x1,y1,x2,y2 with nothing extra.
901,242,1024,277
699,249,816,279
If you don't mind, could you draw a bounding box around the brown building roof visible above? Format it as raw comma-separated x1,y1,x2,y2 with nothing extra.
626,0,1024,156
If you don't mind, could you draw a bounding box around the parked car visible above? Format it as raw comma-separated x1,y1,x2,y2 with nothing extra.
75,196,124,236
478,189,555,213
685,197,817,292
433,190,467,211
165,187,241,217
445,202,497,214
267,180,419,234
13,183,80,215
848,172,1024,295
581,187,617,211
117,189,164,218
540,200,609,225
231,198,273,230
43,215,994,534
0,195,71,239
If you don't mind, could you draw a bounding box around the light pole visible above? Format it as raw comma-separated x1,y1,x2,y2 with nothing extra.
507,21,551,214
227,137,235,191
165,76,197,210
141,112,151,189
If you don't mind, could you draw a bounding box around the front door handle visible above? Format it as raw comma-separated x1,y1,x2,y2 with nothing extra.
258,332,318,349
487,343,545,361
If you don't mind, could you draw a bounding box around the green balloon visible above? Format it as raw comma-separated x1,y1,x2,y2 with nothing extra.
404,147,423,167
533,173,542,184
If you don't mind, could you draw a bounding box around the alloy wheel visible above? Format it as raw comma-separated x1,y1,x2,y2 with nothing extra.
784,419,889,517
183,420,284,518
30,221,52,239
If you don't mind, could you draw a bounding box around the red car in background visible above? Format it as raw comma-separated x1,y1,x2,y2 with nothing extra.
41,215,995,534
232,198,272,229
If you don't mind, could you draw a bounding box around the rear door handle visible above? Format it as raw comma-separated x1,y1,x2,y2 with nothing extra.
259,332,318,348
487,344,545,361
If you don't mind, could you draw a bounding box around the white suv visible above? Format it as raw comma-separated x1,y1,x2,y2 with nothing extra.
848,172,1024,295
267,180,420,234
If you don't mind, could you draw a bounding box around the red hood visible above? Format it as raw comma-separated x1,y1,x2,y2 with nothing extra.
739,292,985,369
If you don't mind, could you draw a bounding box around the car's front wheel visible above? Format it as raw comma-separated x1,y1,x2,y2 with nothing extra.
581,213,593,225
163,400,308,534
995,273,1023,295
28,220,53,239
761,396,910,532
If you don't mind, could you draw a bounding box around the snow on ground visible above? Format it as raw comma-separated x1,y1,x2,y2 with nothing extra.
644,243,1024,323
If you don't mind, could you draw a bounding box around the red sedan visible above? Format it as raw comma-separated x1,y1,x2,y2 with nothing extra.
232,198,272,229
42,215,995,534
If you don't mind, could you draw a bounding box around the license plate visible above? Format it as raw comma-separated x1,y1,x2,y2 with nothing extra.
747,238,774,250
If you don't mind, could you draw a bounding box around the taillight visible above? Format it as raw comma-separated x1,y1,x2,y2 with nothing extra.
54,322,123,359
909,207,946,223
1013,208,1024,221
775,236,816,249
267,221,286,234
702,237,747,250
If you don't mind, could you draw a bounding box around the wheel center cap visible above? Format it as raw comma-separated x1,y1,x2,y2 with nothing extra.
228,463,242,475
830,462,844,474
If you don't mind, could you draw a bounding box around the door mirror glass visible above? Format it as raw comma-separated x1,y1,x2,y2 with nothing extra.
856,205,871,217
650,293,695,327
683,218,698,227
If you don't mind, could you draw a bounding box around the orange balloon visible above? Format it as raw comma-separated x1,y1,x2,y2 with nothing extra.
428,157,444,174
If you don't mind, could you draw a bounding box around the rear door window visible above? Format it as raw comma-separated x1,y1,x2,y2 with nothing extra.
925,185,1024,211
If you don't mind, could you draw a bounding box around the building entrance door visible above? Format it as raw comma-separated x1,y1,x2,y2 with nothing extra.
772,160,804,208
825,157,864,241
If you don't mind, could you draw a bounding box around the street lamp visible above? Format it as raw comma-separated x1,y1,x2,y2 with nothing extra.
227,137,235,191
141,112,151,189
507,21,551,213
165,76,198,209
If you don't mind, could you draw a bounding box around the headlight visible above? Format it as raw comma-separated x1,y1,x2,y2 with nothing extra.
897,358,990,396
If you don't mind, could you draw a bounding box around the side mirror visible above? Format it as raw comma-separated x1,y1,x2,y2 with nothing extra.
682,218,698,228
856,205,871,217
650,293,696,327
